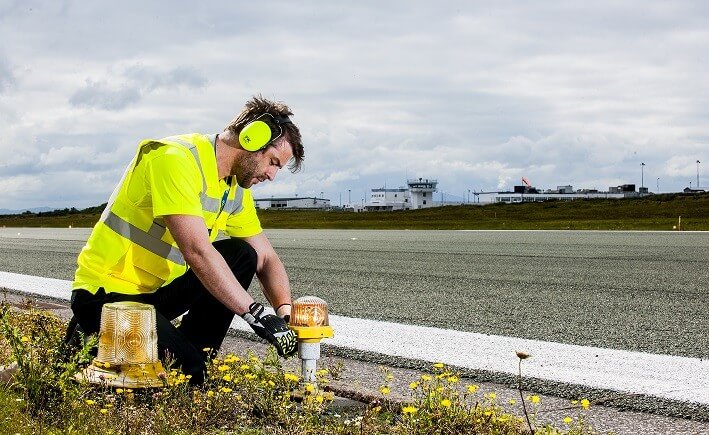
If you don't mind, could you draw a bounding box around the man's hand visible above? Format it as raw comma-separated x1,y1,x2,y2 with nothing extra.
241,303,297,358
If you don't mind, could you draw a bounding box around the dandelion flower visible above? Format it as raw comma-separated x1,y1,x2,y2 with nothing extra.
207,391,215,397
85,400,96,405
516,350,530,360
563,416,573,424
531,395,540,404
220,387,232,393
305,383,315,393
421,375,432,382
433,362,444,368
486,392,497,400
509,399,516,405
239,364,250,371
99,408,108,414
402,405,418,414
217,365,230,372
315,395,324,403
245,373,256,380
440,399,452,407
467,384,479,394
20,336,30,343
580,398,590,409
284,373,299,382
222,374,232,382
115,388,123,394
448,376,459,383
409,382,419,390
379,386,391,395
571,400,578,405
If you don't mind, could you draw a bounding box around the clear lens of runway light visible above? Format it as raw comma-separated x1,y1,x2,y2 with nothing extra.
289,296,334,383
77,301,166,388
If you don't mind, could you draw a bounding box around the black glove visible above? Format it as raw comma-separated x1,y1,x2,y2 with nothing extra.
241,303,297,358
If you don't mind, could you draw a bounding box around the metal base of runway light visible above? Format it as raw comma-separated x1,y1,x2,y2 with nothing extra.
298,341,321,383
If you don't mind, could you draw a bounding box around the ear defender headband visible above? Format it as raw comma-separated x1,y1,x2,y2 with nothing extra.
238,113,292,152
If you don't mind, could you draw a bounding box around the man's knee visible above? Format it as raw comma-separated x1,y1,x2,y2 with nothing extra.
214,238,258,275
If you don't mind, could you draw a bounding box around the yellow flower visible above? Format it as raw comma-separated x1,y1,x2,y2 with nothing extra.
220,387,232,393
115,388,123,394
99,408,108,414
447,376,459,383
379,386,390,395
305,383,315,393
433,362,444,368
421,375,432,382
466,384,479,394
409,382,419,390
486,392,497,400
509,399,516,405
440,399,451,407
239,364,250,371
571,399,578,405
284,373,299,382
402,405,418,414
202,347,212,352
563,416,573,424
20,336,30,343
267,380,275,387
207,391,215,397
104,404,113,408
580,398,590,409
222,374,232,382
530,395,540,404
217,365,230,372
315,395,324,403
245,373,256,380
103,362,111,368
85,399,96,405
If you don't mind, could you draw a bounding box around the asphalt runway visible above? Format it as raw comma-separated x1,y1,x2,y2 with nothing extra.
0,228,707,359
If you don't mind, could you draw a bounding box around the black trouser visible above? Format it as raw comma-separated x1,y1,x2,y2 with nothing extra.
69,238,257,384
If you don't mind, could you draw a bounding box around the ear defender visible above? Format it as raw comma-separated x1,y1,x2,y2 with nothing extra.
238,113,292,152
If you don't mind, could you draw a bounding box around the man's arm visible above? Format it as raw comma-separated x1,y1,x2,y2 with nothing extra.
164,214,255,315
242,232,292,319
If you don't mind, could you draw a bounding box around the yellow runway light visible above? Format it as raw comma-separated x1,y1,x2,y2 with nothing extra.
77,301,166,388
288,296,334,383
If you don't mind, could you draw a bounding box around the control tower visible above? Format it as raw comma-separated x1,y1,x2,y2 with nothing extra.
407,178,438,209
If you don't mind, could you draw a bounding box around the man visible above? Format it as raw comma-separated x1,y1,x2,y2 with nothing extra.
68,96,303,384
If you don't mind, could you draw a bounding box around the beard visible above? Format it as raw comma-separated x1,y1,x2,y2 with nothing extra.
233,152,260,188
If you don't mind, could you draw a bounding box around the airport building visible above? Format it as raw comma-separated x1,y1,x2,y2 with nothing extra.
363,178,438,211
253,197,330,210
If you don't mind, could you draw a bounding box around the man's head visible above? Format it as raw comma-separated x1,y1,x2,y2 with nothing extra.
224,96,304,173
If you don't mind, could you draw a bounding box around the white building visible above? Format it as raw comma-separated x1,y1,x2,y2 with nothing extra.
254,197,330,210
365,188,410,211
407,178,438,209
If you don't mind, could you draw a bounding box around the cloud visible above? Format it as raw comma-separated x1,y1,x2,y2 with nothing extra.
0,54,15,92
69,65,207,111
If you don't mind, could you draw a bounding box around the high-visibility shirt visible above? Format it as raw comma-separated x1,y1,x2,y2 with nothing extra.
73,133,262,295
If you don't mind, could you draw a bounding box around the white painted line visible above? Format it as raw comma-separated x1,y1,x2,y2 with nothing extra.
2,271,707,405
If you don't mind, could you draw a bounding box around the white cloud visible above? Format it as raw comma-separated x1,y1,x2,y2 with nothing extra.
0,0,707,209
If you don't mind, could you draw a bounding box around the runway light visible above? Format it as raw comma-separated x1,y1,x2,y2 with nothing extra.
288,296,334,383
76,301,166,388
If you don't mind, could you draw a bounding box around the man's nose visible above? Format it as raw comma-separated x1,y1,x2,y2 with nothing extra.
265,166,278,181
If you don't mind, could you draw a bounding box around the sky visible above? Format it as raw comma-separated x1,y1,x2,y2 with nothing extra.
0,0,707,210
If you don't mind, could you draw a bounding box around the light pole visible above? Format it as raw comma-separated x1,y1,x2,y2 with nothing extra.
656,178,660,193
697,160,701,189
348,189,351,205
641,162,645,189
467,189,470,204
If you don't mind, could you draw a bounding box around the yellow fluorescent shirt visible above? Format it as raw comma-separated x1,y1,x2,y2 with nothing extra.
73,133,263,295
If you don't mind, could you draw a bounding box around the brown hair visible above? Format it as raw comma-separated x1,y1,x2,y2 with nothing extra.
224,95,304,172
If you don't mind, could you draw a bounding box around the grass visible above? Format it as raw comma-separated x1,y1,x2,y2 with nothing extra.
0,303,600,434
1,193,708,230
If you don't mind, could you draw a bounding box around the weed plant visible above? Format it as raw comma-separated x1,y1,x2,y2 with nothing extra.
0,303,598,434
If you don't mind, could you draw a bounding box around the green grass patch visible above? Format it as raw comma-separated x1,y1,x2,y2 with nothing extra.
2,193,707,230
0,303,600,434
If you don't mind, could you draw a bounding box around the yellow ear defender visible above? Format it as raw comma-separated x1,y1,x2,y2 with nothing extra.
238,113,292,152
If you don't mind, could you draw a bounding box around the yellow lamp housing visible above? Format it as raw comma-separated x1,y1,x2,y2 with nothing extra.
76,301,166,388
289,296,334,341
